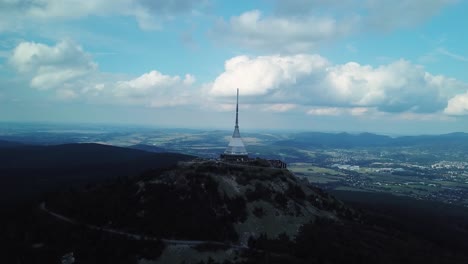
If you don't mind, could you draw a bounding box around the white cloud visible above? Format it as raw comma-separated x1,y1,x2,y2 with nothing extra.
444,92,468,115
210,54,329,96
209,54,467,114
9,40,97,90
212,10,356,53
116,71,182,97
8,39,468,117
114,70,196,107
323,60,453,113
8,39,198,106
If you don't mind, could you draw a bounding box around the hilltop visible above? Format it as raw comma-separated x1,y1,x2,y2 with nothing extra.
44,160,351,263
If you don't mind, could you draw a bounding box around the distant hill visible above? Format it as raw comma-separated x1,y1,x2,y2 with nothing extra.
278,132,468,149
393,132,468,148
0,143,193,202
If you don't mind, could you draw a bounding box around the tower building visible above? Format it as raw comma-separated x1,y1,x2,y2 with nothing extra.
221,88,248,161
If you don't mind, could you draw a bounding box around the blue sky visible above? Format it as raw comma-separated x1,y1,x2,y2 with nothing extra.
1,0,468,134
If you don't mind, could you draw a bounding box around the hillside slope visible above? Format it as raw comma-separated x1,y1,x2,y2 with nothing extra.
44,160,352,263
0,143,193,201
49,160,349,238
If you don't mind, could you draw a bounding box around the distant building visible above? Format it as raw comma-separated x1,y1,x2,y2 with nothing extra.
268,159,287,169
220,88,249,161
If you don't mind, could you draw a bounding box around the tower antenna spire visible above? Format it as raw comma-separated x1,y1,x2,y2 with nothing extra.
221,88,248,160
235,88,239,127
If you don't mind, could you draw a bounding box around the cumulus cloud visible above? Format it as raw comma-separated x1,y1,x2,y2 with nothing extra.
323,60,451,113
0,0,206,32
212,10,356,53
8,39,198,107
209,54,466,114
210,54,329,96
9,40,97,90
444,92,468,115
114,70,196,107
8,39,468,117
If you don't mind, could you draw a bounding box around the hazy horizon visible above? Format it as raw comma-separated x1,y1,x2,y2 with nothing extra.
1,120,466,137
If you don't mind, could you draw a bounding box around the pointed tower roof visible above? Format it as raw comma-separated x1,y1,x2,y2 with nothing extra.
224,88,248,157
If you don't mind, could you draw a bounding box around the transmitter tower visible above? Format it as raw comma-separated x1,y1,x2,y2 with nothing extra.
221,88,248,161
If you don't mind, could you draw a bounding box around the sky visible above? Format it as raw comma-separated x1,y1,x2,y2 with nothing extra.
1,0,468,135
